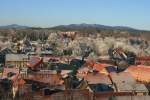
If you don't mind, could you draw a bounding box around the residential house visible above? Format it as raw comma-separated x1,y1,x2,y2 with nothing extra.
5,54,29,68
109,72,148,95
0,48,13,64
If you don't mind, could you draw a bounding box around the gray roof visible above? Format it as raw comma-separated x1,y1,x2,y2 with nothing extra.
0,48,12,55
110,72,136,85
110,72,148,92
84,73,112,85
6,54,28,61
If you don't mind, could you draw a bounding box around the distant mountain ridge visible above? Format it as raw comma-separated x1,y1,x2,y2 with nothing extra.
0,24,30,29
49,23,144,32
0,24,149,32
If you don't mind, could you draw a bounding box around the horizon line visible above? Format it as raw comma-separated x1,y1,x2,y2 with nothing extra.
0,23,150,31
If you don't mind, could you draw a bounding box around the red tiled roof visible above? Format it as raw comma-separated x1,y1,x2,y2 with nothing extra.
136,56,150,61
83,60,95,67
18,79,26,87
126,65,150,82
27,57,42,68
136,56,150,65
93,63,112,72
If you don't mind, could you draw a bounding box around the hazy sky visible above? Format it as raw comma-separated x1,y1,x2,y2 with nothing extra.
0,0,149,30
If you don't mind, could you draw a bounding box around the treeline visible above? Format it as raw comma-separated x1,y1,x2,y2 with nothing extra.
0,29,53,41
0,28,150,42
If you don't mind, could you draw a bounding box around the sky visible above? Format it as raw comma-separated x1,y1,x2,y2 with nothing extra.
0,0,149,30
